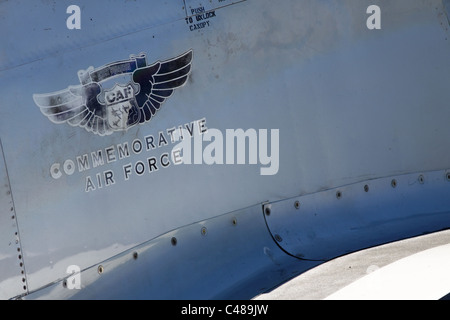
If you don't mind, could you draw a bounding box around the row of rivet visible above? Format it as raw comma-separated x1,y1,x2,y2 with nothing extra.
170,217,238,247
76,171,450,280
8,192,27,293
92,217,240,276
267,171,450,243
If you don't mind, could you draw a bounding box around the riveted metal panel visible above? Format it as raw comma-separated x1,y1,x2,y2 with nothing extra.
0,140,27,299
1,0,450,299
24,203,314,300
264,170,450,261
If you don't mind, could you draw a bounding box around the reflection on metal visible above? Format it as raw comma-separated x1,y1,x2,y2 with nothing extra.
264,170,450,261
0,140,27,299
255,230,450,300
1,0,450,299
24,205,314,300
325,243,450,300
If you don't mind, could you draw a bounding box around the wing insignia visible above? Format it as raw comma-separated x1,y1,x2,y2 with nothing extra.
33,50,193,136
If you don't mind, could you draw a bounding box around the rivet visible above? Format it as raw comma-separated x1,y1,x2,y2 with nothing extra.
171,237,177,246
391,179,397,188
418,175,425,184
201,227,207,236
294,201,300,209
336,190,342,199
62,280,67,288
133,252,138,260
264,207,271,216
232,218,237,226
446,172,450,181
97,265,104,274
364,185,369,192
274,234,282,242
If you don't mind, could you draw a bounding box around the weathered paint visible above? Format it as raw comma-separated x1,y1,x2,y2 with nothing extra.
0,0,449,299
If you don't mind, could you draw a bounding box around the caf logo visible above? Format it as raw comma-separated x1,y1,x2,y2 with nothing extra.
33,50,193,136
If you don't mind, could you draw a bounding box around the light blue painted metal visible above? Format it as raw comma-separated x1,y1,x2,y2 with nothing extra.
0,0,187,72
444,0,450,21
0,0,449,299
0,140,27,299
264,170,450,261
24,204,317,300
184,0,245,14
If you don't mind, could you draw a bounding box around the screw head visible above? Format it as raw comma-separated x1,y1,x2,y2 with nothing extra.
391,179,397,188
97,265,104,274
418,175,425,184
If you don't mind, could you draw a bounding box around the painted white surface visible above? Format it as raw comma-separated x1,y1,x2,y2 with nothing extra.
255,230,450,300
326,243,450,300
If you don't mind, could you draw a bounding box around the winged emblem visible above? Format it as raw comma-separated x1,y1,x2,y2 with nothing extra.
33,50,193,136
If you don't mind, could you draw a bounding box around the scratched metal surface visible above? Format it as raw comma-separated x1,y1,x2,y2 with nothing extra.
0,0,450,299
23,204,318,300
0,140,27,299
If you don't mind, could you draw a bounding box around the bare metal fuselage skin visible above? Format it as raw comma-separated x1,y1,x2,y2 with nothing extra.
1,0,450,299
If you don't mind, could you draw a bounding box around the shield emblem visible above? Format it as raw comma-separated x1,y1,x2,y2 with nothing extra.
104,84,139,131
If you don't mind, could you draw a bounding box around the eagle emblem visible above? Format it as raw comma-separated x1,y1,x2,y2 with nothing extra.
33,50,193,136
